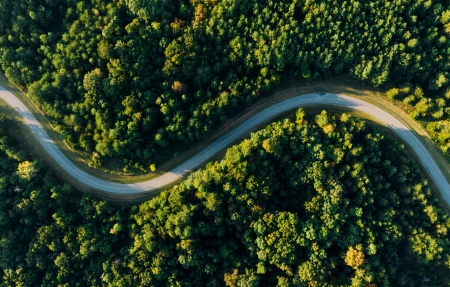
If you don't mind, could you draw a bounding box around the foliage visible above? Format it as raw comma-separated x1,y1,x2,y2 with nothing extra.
16,160,37,181
0,114,132,286
123,111,450,286
0,0,449,168
345,246,365,268
0,111,449,286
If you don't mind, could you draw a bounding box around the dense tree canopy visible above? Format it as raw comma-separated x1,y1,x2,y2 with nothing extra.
0,111,449,286
0,0,449,169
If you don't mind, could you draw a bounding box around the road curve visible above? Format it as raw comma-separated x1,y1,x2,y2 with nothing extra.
1,85,449,201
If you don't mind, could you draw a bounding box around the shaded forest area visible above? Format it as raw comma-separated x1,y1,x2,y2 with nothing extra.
0,111,449,286
0,0,449,169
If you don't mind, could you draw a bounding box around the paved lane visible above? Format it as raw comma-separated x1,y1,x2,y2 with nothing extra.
1,86,449,202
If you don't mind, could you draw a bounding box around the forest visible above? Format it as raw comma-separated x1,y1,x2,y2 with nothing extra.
0,0,449,169
0,111,449,286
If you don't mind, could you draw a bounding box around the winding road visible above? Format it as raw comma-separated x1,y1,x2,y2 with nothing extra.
1,85,449,203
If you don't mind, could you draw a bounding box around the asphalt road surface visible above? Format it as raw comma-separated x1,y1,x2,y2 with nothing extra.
1,85,449,203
